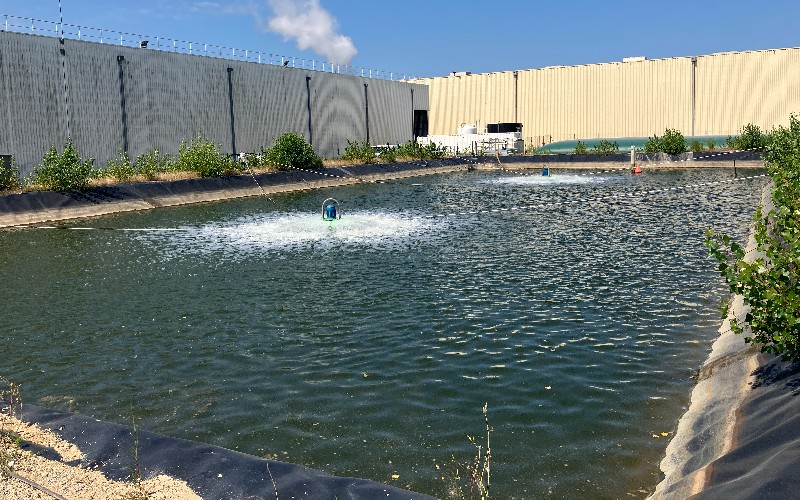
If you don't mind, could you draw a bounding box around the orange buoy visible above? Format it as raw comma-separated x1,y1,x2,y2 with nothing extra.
632,163,642,175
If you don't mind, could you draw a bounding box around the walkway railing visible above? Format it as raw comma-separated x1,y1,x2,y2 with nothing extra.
1,13,418,81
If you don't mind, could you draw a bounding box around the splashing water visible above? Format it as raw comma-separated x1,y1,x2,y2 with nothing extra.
485,173,608,186
136,210,439,258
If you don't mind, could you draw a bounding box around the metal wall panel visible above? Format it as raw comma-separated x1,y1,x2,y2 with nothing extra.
695,49,800,136
0,33,66,171
0,30,426,175
422,48,800,149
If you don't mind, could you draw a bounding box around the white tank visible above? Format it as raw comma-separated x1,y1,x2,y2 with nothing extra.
457,123,477,135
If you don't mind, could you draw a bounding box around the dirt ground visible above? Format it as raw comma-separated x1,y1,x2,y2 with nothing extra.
1,412,201,500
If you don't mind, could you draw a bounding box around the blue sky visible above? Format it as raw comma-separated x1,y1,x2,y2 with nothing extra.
1,0,798,78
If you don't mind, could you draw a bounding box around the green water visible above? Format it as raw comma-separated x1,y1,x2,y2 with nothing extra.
0,167,765,498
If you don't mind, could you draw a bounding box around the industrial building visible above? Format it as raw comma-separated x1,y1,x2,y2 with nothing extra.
414,48,800,151
0,28,427,176
3,13,800,174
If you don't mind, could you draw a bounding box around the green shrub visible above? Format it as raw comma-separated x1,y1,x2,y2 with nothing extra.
378,146,398,163
0,156,21,191
690,139,704,153
644,129,687,155
176,133,235,177
105,150,136,182
728,123,767,151
644,135,661,154
342,140,377,164
706,114,800,361
396,140,425,159
660,128,686,155
421,141,446,159
28,137,95,191
264,132,322,170
135,149,172,180
706,140,716,151
592,139,619,155
242,147,273,170
574,141,588,154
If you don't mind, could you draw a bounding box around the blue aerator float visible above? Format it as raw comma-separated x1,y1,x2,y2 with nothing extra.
322,198,341,221
541,166,550,176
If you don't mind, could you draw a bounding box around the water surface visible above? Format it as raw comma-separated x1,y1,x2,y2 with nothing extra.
0,167,765,498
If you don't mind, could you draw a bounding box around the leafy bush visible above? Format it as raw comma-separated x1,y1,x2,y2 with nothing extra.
726,123,768,151
690,139,704,153
660,128,687,155
706,140,716,151
644,129,687,155
28,137,95,191
0,156,21,191
135,149,173,180
242,147,273,170
105,150,136,182
342,140,377,164
644,135,661,154
706,114,800,361
377,146,398,163
592,139,619,155
264,132,322,170
388,140,445,160
176,133,235,178
573,141,587,154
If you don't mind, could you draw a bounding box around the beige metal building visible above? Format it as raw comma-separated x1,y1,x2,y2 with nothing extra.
414,47,800,151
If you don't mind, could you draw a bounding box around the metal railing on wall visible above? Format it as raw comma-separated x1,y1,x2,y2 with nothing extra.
1,14,417,81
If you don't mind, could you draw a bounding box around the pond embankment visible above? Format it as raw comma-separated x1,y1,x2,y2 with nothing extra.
0,152,762,228
650,184,800,498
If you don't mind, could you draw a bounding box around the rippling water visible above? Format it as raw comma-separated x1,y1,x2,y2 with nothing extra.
0,167,765,498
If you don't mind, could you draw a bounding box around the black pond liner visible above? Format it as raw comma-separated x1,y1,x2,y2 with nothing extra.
11,403,435,499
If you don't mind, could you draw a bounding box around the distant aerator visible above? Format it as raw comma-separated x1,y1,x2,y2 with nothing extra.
322,198,341,221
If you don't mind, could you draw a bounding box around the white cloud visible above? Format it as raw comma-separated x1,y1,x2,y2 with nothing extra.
191,0,357,65
266,0,356,65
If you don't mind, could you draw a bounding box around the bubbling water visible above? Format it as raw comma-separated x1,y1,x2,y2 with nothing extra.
136,210,440,258
486,173,607,186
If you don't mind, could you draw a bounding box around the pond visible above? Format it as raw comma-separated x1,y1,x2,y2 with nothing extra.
0,167,766,498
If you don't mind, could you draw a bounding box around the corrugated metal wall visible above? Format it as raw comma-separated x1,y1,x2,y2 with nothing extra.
0,31,426,176
694,48,800,135
420,47,800,150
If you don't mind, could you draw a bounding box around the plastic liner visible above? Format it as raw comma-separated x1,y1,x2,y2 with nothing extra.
692,355,800,499
16,403,435,499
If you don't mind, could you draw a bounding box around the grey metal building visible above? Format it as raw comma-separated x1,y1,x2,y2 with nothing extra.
0,30,428,176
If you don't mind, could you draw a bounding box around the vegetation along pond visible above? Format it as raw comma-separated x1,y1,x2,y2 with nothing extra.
0,167,766,498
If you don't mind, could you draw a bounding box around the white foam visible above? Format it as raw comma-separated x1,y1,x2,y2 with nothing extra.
486,174,605,186
137,210,438,257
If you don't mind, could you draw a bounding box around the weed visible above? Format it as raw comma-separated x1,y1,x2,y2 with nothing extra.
592,139,619,155
0,379,22,480
27,137,95,191
176,133,237,178
435,403,492,499
342,140,377,164
106,150,136,182
127,414,148,500
134,149,173,180
573,141,587,154
0,156,21,192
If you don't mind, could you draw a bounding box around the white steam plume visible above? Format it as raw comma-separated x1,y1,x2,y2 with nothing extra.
266,0,357,65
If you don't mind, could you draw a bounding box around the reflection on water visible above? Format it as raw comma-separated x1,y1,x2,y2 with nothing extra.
0,168,765,498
